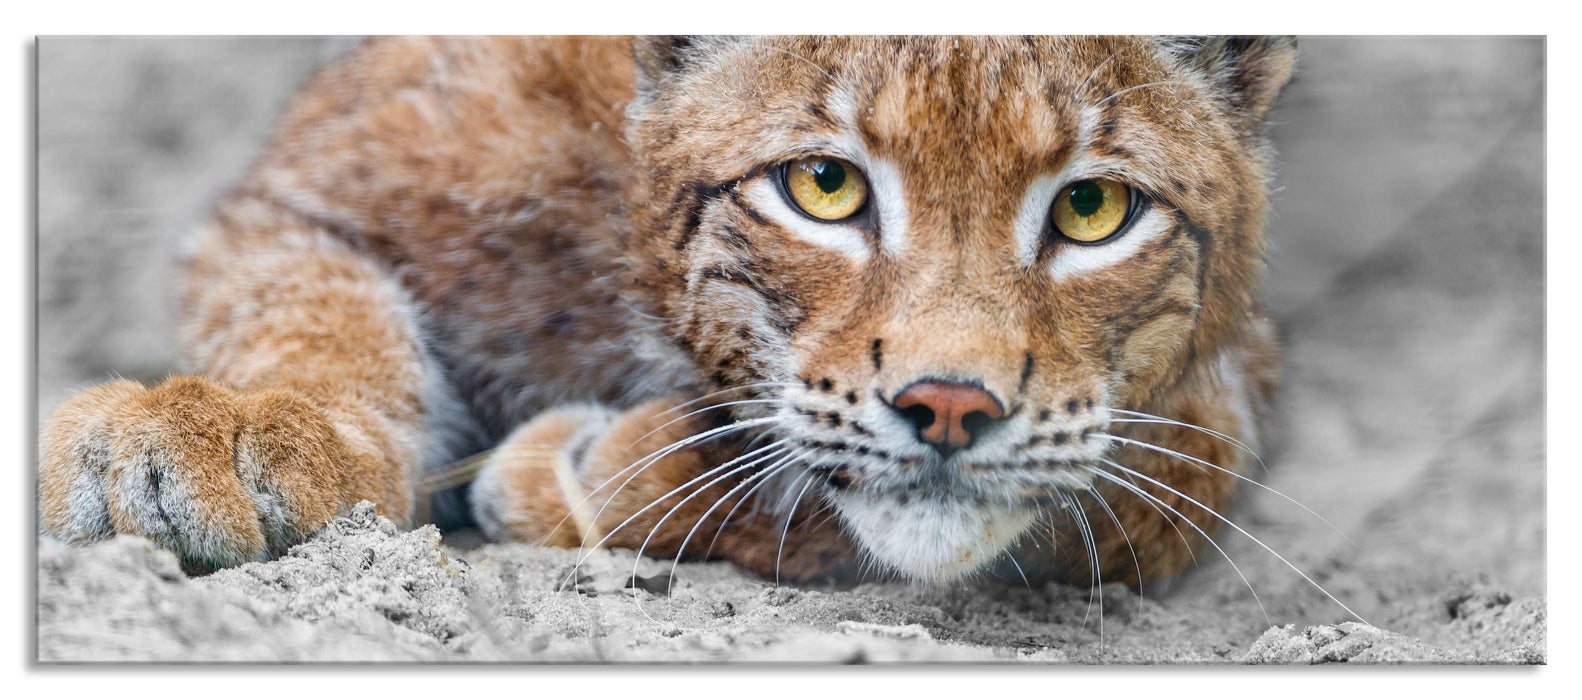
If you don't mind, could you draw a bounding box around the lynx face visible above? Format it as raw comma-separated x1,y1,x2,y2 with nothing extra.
622,36,1291,580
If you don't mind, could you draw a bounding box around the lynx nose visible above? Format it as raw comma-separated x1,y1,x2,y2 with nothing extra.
892,381,1005,456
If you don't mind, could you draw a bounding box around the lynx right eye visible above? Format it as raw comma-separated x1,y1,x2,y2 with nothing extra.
782,157,869,221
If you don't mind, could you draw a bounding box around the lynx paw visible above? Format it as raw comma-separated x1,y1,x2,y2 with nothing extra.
38,377,354,570
469,403,620,548
471,399,860,582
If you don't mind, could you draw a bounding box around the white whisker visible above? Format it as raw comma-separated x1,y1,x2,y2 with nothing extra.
1108,407,1264,471
666,442,794,587
630,443,795,600
1069,493,1105,646
1112,468,1199,569
1089,462,1271,626
560,417,779,588
624,398,783,449
1099,433,1355,547
544,414,774,551
1059,491,1100,630
584,415,775,527
775,464,825,587
1087,488,1142,599
1005,550,1032,591
702,448,810,560
1093,460,1366,624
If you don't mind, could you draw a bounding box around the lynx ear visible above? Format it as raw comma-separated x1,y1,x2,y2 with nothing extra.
631,36,740,97
632,36,696,93
1158,36,1297,126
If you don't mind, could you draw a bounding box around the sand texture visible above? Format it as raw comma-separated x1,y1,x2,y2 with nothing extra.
38,503,1542,663
35,37,1545,663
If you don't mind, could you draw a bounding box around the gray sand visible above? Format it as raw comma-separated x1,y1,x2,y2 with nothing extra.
38,503,1542,663
35,37,1545,663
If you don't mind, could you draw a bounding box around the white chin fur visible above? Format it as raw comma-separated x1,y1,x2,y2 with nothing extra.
831,492,1036,582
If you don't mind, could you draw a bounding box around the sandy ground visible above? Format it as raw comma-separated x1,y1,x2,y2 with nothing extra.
36,503,1543,663
34,36,1546,663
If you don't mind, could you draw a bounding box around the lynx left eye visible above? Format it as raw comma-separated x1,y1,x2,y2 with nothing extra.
1051,179,1132,243
783,157,869,221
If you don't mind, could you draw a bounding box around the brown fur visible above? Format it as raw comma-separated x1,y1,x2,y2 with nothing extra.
38,36,1292,585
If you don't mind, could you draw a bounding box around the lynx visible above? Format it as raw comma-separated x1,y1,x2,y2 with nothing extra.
39,36,1292,585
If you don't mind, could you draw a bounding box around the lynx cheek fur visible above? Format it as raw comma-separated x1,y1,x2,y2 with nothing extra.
39,36,1292,585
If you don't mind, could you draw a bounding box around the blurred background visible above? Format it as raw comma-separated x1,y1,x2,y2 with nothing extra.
35,37,1545,627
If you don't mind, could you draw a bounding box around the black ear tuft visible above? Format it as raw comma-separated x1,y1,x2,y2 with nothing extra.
633,36,747,97
1159,36,1298,125
632,36,696,93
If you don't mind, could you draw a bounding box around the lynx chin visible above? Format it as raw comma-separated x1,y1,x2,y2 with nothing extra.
39,36,1292,586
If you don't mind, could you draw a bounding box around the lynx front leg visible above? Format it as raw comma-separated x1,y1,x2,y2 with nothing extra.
38,201,446,570
472,399,858,583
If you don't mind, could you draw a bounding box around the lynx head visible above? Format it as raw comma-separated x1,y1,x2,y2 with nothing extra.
619,36,1295,581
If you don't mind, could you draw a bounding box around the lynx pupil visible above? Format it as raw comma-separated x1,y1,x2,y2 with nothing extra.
812,160,846,194
1069,180,1104,217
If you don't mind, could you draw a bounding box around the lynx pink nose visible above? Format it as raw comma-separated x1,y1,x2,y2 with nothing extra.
893,381,1005,454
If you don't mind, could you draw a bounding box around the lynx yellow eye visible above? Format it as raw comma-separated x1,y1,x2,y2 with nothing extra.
784,157,869,221
1052,179,1131,243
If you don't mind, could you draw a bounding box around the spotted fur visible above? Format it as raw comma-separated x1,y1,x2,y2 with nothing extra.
38,36,1292,584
